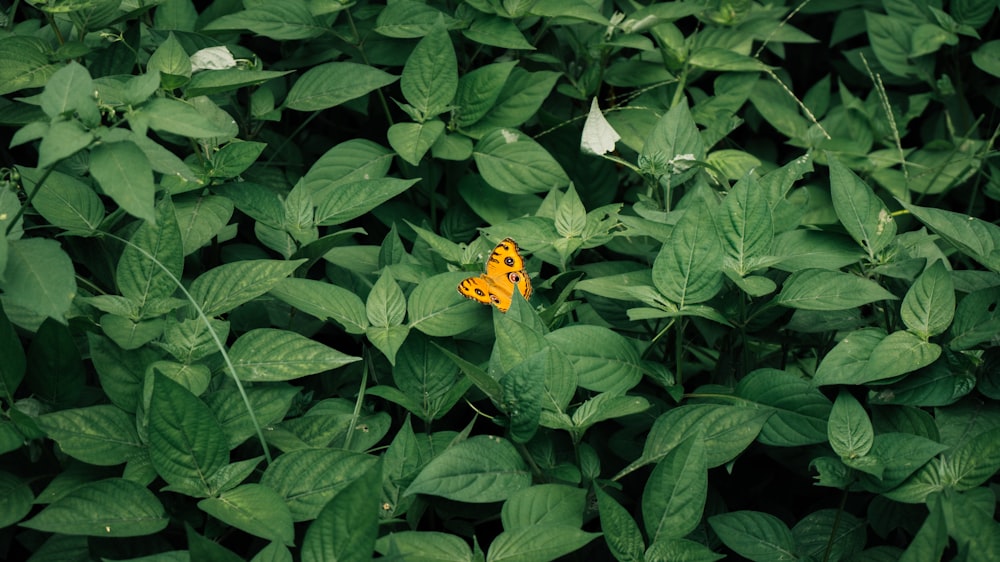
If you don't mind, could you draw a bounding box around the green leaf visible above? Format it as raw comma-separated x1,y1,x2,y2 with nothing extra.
205,385,298,450
269,278,368,334
688,47,770,71
209,140,267,179
374,1,461,38
148,373,228,497
387,120,445,166
719,174,773,276
653,201,726,307
314,178,419,226
709,510,797,561
473,128,570,194
595,487,645,562
487,525,599,562
899,200,1000,273
949,286,1000,350
642,436,708,543
545,325,643,393
462,14,535,50
972,40,1000,77
198,484,295,546
89,141,156,223
375,531,474,561
866,11,916,77
37,405,143,466
639,102,706,184
174,194,234,255
3,238,76,323
117,197,183,308
406,435,531,502
88,333,156,413
829,155,896,259
501,484,586,530
38,120,93,169
0,36,59,95
301,461,381,562
461,68,560,137
736,369,831,446
301,139,393,194
20,478,167,537
139,98,233,139
454,61,517,128
260,448,377,522
202,0,325,40
189,259,305,317
230,328,360,381
901,260,955,338
285,62,398,111
776,269,897,310
25,318,84,408
0,471,33,529
863,330,941,382
828,391,874,460
20,167,104,235
898,498,948,562
400,26,457,119
40,61,98,124
502,348,546,443
146,32,191,89
186,69,292,97
644,538,725,562
408,271,483,337
629,405,772,473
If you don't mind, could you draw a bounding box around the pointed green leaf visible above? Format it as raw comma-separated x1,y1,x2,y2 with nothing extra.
642,435,708,543
488,525,599,561
260,448,377,522
301,461,382,562
652,200,724,306
20,478,167,537
901,261,955,338
777,269,897,310
720,174,773,275
406,435,531,502
828,391,874,460
117,197,183,308
89,141,156,223
595,487,645,562
473,128,570,194
189,259,305,317
314,178,419,226
285,62,398,111
198,484,295,546
148,373,228,497
20,168,104,235
830,156,896,258
387,120,445,166
269,278,369,334
230,328,360,382
709,511,796,562
400,26,457,118
37,405,143,466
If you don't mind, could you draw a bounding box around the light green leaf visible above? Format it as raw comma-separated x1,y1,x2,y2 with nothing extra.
2,238,76,323
652,199,725,306
899,200,1000,273
140,98,234,139
595,487,645,562
230,328,360,381
20,478,167,537
829,156,896,259
117,197,183,308
642,436,708,543
776,269,897,310
0,36,59,95
487,525,599,562
454,61,517,128
189,259,305,317
38,120,93,169
388,120,445,166
461,68,559,137
146,33,191,89
406,435,531,502
901,260,955,338
473,128,569,194
260,448,377,522
375,531,474,561
20,167,103,235
408,271,483,337
374,1,461,38
148,373,228,497
301,461,381,562
269,277,368,334
462,14,535,50
202,0,325,40
37,405,143,466
709,511,796,561
736,369,831,446
314,178,419,226
285,62,398,111
89,141,156,223
198,484,295,546
545,325,643,393
400,26,457,118
40,61,98,124
828,391,874,460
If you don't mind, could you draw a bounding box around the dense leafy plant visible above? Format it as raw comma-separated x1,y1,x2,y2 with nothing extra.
2,0,999,560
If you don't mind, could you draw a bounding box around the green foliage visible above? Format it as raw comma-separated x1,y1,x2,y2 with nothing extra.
1,0,999,560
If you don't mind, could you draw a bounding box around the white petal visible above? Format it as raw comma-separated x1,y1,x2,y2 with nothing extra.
581,97,621,156
190,47,237,72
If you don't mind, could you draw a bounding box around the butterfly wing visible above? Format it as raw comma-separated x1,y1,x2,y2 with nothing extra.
457,238,532,312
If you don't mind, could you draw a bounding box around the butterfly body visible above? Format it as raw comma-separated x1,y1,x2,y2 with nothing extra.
457,238,532,313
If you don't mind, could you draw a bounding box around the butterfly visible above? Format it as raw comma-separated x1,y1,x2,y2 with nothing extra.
457,238,532,313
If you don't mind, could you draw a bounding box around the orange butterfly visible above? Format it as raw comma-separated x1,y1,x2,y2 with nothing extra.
457,238,532,313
